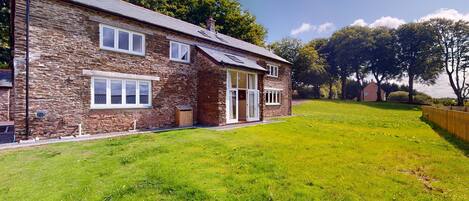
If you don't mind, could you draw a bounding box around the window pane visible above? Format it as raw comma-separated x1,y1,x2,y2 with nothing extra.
118,31,130,50
248,74,255,89
230,91,237,119
132,34,143,53
111,80,122,104
171,42,179,59
126,81,136,104
230,71,237,88
94,79,107,104
139,82,149,104
181,45,189,61
238,72,247,89
103,27,115,48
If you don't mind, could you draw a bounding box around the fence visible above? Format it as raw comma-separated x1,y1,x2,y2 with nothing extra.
422,106,469,142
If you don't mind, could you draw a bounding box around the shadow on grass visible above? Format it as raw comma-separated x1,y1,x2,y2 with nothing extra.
420,117,469,156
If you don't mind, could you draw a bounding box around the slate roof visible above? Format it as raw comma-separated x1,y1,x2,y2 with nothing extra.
70,0,290,64
198,46,267,71
0,70,12,88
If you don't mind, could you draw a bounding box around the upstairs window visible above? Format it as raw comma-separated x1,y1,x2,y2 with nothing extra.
267,64,279,77
170,41,190,63
265,89,281,105
99,24,145,56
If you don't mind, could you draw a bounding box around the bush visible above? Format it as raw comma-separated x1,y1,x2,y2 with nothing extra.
433,98,457,106
388,91,409,103
414,93,432,105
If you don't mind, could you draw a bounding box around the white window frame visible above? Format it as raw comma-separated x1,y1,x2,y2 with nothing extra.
99,24,146,56
169,41,191,63
91,77,152,109
265,88,282,105
267,64,279,77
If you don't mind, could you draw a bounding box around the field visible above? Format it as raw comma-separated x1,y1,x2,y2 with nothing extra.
0,101,467,200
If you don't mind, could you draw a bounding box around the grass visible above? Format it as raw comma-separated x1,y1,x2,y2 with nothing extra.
0,100,468,201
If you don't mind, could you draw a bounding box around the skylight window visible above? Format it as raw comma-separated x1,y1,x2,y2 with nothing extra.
225,54,244,64
198,30,212,38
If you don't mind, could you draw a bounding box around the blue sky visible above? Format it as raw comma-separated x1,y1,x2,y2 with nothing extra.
239,0,469,43
238,0,469,98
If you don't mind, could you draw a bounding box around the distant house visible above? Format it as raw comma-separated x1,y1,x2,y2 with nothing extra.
361,82,386,102
7,0,292,140
0,69,12,122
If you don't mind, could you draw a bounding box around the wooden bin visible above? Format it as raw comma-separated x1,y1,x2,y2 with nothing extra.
176,105,193,127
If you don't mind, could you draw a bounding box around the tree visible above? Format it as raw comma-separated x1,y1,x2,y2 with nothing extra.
396,22,443,103
269,38,303,89
368,28,400,101
299,41,327,98
0,0,10,68
329,26,371,100
310,38,339,99
428,19,469,106
124,0,267,46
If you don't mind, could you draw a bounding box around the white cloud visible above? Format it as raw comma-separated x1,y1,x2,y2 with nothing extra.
369,16,405,29
418,8,469,22
351,19,368,27
291,23,314,36
317,22,335,33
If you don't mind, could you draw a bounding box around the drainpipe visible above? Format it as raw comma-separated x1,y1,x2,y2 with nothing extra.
25,0,31,138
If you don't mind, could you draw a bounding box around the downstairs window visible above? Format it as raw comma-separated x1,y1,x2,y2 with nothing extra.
91,77,152,109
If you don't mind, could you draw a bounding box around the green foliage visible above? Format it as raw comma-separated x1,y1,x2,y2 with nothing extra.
414,93,433,105
1,101,468,200
388,91,410,103
396,22,443,103
433,98,458,106
0,0,10,67
124,0,267,46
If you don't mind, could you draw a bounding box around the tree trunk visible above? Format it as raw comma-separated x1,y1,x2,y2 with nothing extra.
328,81,334,100
408,75,414,103
457,95,464,106
341,76,347,100
356,72,362,102
376,81,383,102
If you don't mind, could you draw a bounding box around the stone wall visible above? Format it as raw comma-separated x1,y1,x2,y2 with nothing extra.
12,0,292,139
262,62,292,118
0,88,10,121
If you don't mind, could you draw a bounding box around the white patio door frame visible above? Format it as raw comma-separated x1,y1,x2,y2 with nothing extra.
226,69,259,124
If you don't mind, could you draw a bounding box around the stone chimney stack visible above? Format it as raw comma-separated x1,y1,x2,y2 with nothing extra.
206,16,216,32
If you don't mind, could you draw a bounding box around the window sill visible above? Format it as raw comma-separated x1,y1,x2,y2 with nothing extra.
90,105,152,110
267,75,279,78
170,58,191,64
266,103,281,106
100,47,145,57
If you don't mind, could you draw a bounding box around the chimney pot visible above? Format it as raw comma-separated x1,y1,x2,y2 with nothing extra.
206,16,216,32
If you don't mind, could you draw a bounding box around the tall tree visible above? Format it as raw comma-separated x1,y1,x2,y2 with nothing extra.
124,0,267,46
428,19,469,106
330,26,371,100
299,41,327,98
396,22,443,103
269,38,303,89
0,0,10,68
368,27,400,101
310,38,339,99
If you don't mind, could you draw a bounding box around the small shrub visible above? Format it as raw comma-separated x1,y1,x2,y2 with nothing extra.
414,93,432,105
388,91,409,103
433,98,457,106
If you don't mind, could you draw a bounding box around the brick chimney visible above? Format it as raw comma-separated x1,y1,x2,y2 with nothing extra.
206,16,216,32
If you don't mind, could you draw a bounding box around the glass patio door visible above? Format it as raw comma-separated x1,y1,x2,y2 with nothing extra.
246,74,259,121
227,71,238,124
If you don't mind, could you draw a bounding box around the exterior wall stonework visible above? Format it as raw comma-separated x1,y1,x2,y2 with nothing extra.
12,0,292,139
0,88,10,121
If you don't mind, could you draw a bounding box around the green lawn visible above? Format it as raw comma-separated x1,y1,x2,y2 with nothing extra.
0,101,468,201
